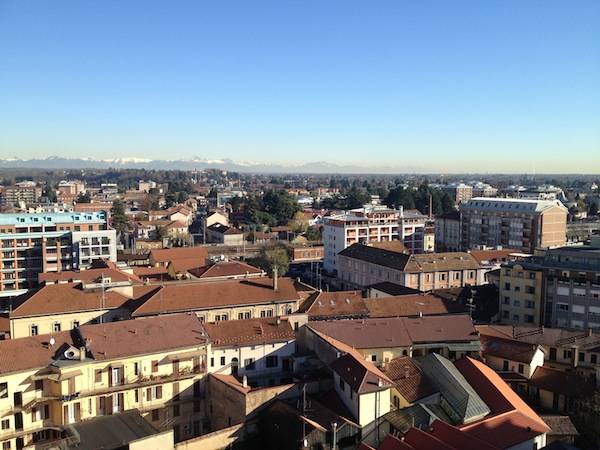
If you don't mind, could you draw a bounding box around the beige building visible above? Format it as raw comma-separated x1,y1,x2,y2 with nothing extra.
460,197,567,253
337,243,482,291
499,260,544,325
0,314,208,450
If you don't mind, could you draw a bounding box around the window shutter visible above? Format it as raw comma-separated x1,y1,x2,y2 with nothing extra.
108,366,112,387
31,408,36,423
105,395,113,415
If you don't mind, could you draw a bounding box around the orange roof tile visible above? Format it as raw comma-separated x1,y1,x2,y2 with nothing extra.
203,317,295,347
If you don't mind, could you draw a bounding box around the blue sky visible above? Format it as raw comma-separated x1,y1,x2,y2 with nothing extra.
0,1,599,172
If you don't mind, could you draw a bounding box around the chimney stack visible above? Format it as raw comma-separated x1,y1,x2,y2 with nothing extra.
429,194,433,219
242,375,248,388
273,265,279,292
79,346,86,361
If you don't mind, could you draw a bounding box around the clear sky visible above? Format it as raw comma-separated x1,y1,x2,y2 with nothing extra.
1,1,599,173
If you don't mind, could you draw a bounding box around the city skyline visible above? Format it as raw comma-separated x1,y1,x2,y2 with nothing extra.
1,1,599,173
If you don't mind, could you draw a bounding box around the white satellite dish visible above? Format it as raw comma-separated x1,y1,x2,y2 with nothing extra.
49,337,56,346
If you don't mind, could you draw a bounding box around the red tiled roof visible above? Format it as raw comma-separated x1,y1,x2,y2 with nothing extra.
298,290,368,318
190,261,264,279
480,335,540,364
131,277,299,317
82,313,207,361
11,283,130,318
529,366,595,397
203,317,295,347
366,294,465,318
149,247,208,264
330,352,393,394
469,249,523,265
426,420,499,450
39,267,141,284
0,331,74,375
379,435,414,450
455,357,550,449
404,427,456,450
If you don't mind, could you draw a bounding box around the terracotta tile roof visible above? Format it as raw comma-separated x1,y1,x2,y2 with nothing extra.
403,252,481,273
131,277,299,317
149,247,208,264
81,313,207,361
203,317,295,347
455,357,550,449
132,266,169,277
404,427,456,450
168,258,202,274
0,330,74,375
368,241,408,253
330,352,393,394
298,290,369,318
209,373,251,394
39,267,141,284
190,261,264,279
308,315,478,350
540,415,579,437
480,335,540,364
425,420,500,450
366,294,465,318
10,283,130,318
383,356,436,403
529,366,595,397
468,249,523,265
379,435,415,450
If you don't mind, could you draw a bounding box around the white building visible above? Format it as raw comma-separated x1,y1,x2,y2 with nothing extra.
322,206,426,275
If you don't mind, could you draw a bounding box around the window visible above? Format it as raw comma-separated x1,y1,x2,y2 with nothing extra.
503,297,510,305
30,325,38,336
210,358,214,368
526,286,536,294
72,321,80,328
563,350,572,359
557,303,569,312
2,442,10,450
504,283,511,290
529,272,536,280
134,362,139,376
134,389,139,403
1,419,9,430
173,405,180,417
0,383,7,399
518,364,524,374
513,300,520,307
371,355,377,362
95,370,102,383
53,322,61,333
151,360,159,373
591,354,598,364
155,386,162,399
152,409,159,421
35,380,43,391
579,352,585,363
220,356,225,366
549,348,557,361
502,360,509,371
266,356,278,368
244,358,255,370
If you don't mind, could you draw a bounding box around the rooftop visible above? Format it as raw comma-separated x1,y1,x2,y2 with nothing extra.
382,356,437,403
460,197,567,214
202,317,295,348
0,211,108,226
365,293,465,318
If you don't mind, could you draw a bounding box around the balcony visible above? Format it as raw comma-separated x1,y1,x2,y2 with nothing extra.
75,366,206,399
0,420,64,442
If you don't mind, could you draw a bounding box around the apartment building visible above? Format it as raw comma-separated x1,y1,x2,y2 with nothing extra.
460,197,567,253
499,260,544,326
0,212,117,293
0,182,42,207
337,243,482,291
203,317,297,385
442,183,473,204
434,211,461,252
323,206,426,274
541,242,600,329
0,314,208,450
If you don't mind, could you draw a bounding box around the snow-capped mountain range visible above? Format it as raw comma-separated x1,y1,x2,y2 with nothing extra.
0,156,426,174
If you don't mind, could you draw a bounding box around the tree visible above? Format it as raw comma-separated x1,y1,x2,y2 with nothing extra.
44,182,57,203
304,227,322,242
255,244,290,277
344,187,371,209
154,225,169,241
589,201,599,217
111,199,129,234
262,190,301,225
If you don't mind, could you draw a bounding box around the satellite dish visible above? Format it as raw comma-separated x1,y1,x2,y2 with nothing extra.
49,337,56,346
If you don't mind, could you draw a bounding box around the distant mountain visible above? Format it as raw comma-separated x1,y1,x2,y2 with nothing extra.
0,156,427,174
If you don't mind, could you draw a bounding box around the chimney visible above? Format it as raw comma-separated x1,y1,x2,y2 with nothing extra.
242,375,248,388
429,194,433,219
404,366,410,379
273,265,279,292
79,346,86,361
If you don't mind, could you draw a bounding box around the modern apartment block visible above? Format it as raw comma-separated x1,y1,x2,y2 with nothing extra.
434,211,461,252
460,197,567,253
0,182,42,207
0,212,117,293
498,238,600,329
323,206,426,274
541,242,600,329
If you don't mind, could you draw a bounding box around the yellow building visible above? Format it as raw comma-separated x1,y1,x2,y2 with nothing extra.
499,261,543,325
0,314,208,449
